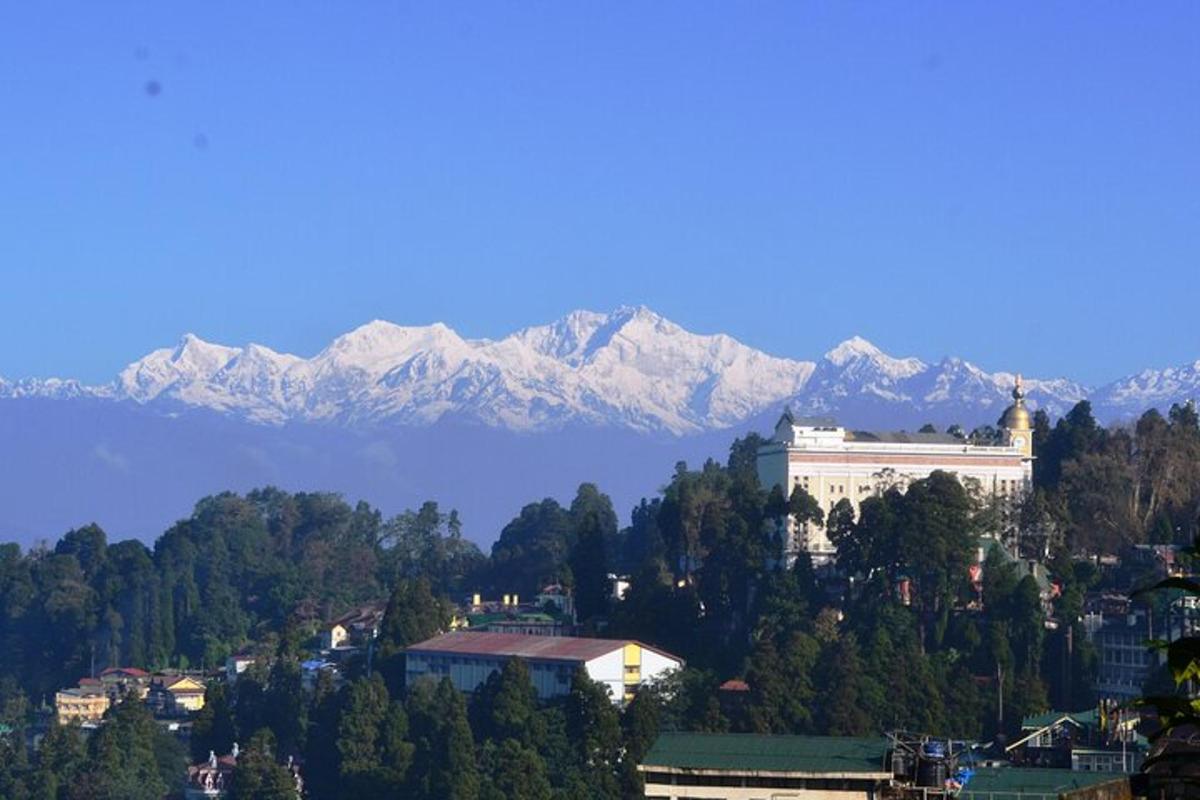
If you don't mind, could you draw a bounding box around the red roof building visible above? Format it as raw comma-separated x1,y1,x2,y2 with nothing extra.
406,631,682,705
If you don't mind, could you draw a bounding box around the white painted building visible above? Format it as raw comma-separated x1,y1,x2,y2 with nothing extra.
405,631,681,705
758,378,1034,562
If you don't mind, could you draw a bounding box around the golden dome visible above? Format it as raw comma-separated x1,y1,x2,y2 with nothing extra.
998,374,1032,431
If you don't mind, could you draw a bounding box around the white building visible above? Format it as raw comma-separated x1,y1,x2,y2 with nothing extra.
405,631,681,705
758,378,1034,562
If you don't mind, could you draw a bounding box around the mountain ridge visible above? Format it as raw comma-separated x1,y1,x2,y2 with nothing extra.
2,306,1197,434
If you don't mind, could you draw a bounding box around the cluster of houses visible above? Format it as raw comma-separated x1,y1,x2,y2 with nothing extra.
53,667,206,728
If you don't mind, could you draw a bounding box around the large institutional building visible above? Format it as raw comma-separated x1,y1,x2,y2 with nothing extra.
757,378,1034,561
405,631,682,705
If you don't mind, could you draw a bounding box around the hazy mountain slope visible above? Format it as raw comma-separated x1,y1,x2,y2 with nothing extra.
0,397,737,548
3,307,1198,547
1091,360,1200,422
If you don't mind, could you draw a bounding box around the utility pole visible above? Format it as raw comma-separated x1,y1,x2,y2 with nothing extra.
997,662,1004,732
1063,623,1073,706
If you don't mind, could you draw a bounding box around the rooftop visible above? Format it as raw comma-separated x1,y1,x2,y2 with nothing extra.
1021,709,1099,730
846,430,966,445
407,631,678,664
961,767,1127,799
639,733,891,776
99,667,150,679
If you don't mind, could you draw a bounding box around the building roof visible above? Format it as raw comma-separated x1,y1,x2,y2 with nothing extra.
777,410,839,427
329,600,387,629
163,675,206,693
99,667,149,679
846,430,965,445
1021,709,1099,730
639,733,891,776
961,768,1127,798
407,631,679,664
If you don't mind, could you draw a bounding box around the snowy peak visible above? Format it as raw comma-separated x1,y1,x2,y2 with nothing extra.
824,335,884,365
5,307,1196,434
96,308,816,434
823,336,927,379
513,309,611,365
116,334,243,402
317,320,470,371
1091,360,1200,419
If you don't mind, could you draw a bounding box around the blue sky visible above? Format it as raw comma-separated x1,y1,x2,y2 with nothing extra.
0,3,1196,386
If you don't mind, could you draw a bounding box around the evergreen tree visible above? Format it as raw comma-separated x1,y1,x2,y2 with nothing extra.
815,633,873,735
568,502,612,624
27,721,86,800
619,687,662,796
471,658,542,747
376,577,445,693
335,675,391,797
487,500,574,598
263,656,306,758
481,739,552,800
227,736,296,800
191,682,236,763
76,698,169,800
564,667,621,798
408,678,479,800
745,632,819,733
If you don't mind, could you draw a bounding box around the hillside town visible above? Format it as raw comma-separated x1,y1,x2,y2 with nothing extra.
2,386,1194,799
2,5,1198,798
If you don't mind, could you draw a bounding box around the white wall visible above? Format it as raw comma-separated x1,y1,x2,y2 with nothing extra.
585,649,624,702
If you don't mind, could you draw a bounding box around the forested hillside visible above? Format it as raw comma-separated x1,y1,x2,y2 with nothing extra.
1,400,1198,799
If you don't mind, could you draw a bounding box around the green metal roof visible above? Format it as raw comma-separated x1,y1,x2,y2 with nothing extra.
1020,709,1099,729
961,767,1126,799
640,733,891,775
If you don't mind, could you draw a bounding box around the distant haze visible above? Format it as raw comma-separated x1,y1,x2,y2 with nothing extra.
2,307,1197,548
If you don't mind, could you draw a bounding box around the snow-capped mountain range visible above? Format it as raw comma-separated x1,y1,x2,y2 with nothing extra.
1,306,1195,434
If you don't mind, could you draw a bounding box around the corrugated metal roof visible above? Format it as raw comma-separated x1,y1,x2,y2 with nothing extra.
406,631,676,664
640,733,891,775
961,767,1127,797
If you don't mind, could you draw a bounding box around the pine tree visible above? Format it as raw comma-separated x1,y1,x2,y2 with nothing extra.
335,675,390,796
376,578,445,693
568,512,611,624
815,633,873,735
408,678,479,800
79,698,169,800
472,657,542,746
264,657,306,758
619,687,661,796
227,737,296,800
564,667,621,798
482,739,552,800
192,682,236,763
745,632,819,734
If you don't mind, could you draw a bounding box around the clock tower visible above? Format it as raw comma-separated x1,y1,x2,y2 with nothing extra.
998,374,1034,459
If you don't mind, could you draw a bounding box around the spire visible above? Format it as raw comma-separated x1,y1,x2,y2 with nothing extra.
1012,373,1025,402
